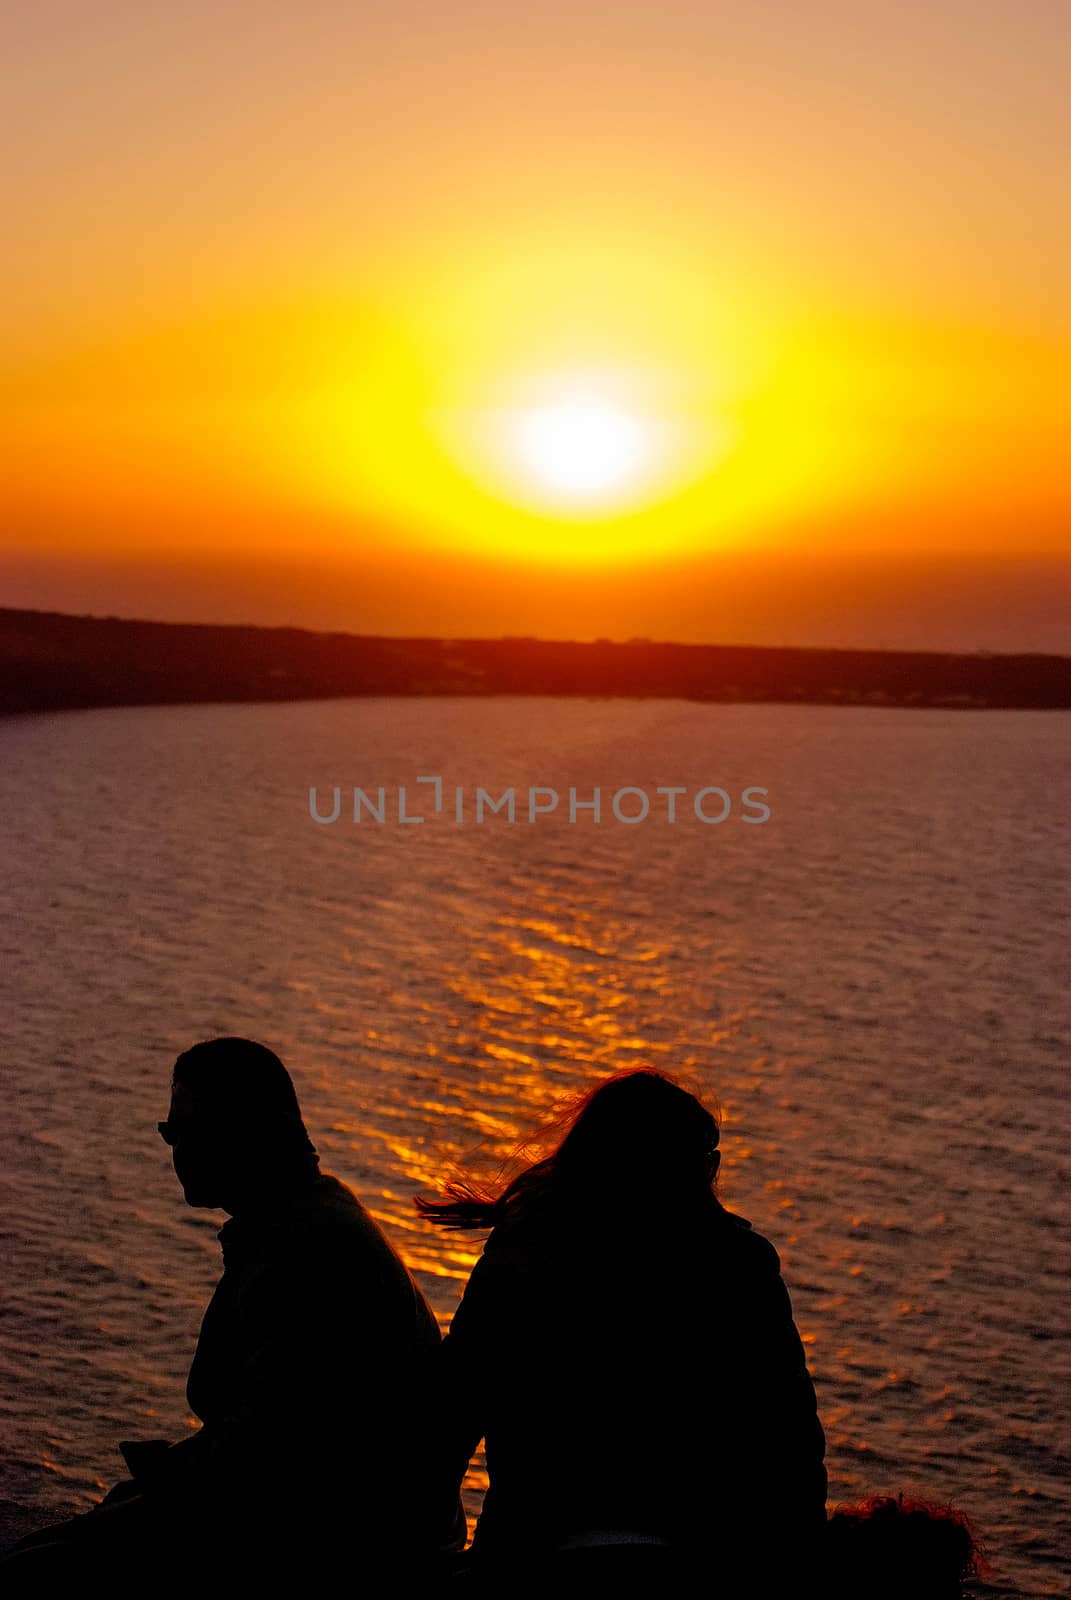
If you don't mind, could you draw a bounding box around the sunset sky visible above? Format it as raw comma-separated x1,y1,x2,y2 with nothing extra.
3,1,1068,649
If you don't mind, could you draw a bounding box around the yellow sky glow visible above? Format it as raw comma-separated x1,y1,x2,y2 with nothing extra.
5,243,1062,570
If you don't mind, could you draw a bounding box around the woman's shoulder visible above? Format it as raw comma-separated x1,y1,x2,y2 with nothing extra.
480,1209,557,1260
709,1201,783,1273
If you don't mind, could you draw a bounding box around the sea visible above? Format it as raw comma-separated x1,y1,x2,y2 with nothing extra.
0,697,1068,1595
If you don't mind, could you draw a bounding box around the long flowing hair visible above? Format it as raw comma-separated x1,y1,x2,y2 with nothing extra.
415,1068,721,1231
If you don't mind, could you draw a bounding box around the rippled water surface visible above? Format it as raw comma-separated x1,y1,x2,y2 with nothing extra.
1,698,1068,1594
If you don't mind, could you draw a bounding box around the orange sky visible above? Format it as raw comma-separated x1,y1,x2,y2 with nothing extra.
2,1,1068,648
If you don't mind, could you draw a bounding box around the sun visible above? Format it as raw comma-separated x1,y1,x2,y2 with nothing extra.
514,395,650,502
424,356,736,549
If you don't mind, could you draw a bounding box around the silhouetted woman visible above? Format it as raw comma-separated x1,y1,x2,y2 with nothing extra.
417,1069,827,1587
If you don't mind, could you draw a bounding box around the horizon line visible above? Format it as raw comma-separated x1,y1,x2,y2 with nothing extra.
3,605,1069,665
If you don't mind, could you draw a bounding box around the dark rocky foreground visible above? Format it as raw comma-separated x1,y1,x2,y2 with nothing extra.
2,607,1070,715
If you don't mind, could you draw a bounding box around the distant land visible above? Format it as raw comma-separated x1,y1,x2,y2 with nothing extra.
2,608,1070,715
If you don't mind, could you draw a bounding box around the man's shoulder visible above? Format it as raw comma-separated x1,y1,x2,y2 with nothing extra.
288,1172,390,1249
303,1170,372,1220
259,1175,438,1328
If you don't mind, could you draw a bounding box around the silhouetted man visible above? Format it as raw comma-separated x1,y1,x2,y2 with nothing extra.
3,1037,463,1584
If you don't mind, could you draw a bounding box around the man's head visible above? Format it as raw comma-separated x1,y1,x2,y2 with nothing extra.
160,1037,318,1212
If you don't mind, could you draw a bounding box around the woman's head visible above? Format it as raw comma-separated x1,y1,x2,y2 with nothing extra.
416,1068,721,1230
551,1069,720,1203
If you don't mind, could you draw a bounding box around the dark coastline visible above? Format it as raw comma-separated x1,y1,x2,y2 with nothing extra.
2,607,1070,715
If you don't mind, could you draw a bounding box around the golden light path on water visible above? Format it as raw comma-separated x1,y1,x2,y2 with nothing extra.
309,885,763,1526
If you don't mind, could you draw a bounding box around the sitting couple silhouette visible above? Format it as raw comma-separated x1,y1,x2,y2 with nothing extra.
1,1038,980,1596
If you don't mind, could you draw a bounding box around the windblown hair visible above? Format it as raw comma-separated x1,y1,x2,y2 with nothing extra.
415,1068,720,1230
826,1495,986,1598
173,1036,318,1160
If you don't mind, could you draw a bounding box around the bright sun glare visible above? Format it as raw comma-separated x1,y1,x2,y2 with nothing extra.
434,351,733,549
515,396,649,501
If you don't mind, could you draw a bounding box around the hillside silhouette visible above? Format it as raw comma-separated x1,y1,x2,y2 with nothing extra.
2,608,1070,715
